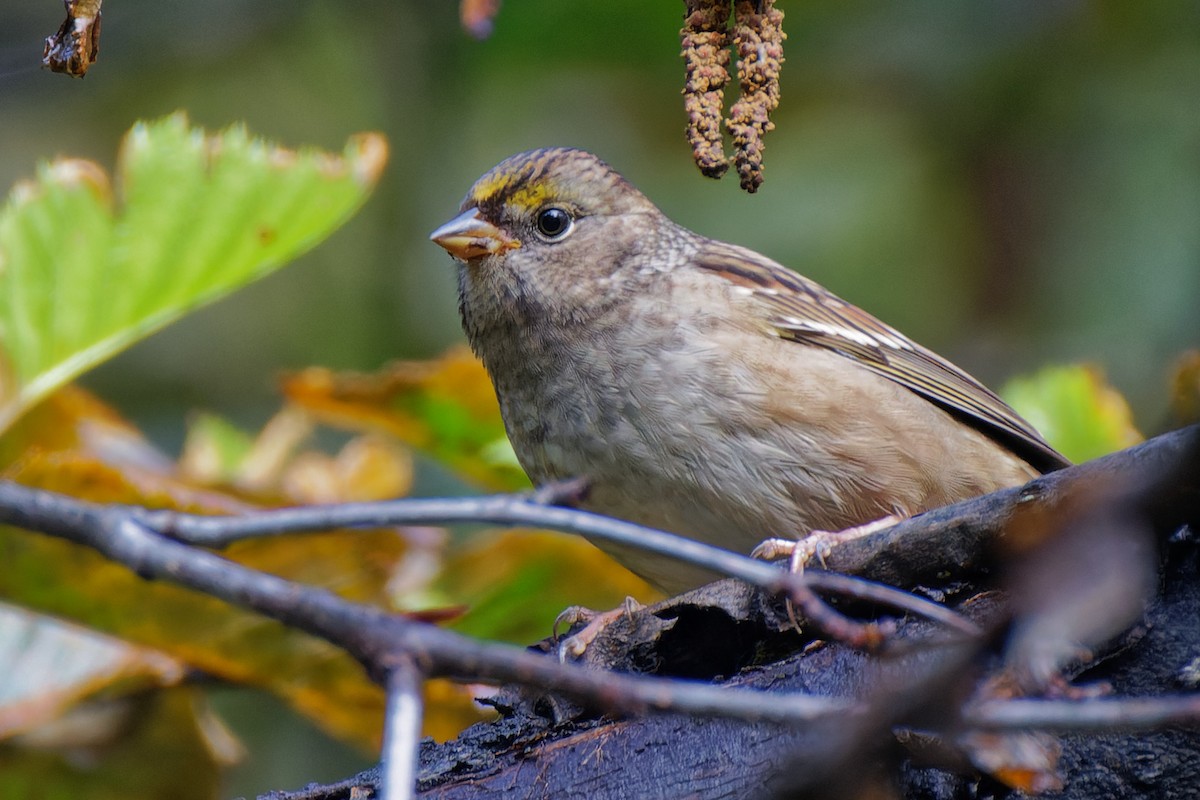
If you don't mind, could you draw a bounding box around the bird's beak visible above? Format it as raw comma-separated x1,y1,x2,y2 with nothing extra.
429,208,521,261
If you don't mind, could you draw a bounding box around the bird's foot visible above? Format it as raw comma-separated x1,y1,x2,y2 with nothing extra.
553,596,643,661
528,477,592,507
752,514,903,574
753,515,904,634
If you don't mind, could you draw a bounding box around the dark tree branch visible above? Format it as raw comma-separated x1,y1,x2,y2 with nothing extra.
259,424,1198,800
0,425,1197,800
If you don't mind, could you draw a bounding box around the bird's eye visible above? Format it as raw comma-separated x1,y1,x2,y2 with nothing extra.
534,207,573,241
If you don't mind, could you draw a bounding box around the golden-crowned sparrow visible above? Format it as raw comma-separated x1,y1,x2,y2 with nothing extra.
431,148,1068,595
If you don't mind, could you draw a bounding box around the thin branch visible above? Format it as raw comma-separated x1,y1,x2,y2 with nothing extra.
0,426,1193,742
381,659,424,800
0,480,853,726
139,494,979,637
968,695,1200,733
127,422,1200,646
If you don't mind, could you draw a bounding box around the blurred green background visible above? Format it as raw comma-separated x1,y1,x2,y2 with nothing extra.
1,0,1197,796
4,0,1197,440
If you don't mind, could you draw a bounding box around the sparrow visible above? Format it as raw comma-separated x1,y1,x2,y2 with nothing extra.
431,148,1068,595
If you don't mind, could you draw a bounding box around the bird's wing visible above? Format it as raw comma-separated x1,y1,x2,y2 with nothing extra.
693,246,1070,474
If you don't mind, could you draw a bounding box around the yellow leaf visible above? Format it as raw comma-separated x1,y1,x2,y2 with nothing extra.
281,347,528,490
0,387,448,749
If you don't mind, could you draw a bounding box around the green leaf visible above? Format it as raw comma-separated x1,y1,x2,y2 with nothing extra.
281,349,531,491
1002,364,1142,464
0,113,387,434
439,530,658,645
179,412,258,481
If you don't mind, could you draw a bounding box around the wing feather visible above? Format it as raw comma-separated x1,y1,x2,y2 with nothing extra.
693,246,1069,473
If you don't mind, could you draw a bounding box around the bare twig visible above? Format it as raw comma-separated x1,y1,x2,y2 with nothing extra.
0,480,854,726
138,495,980,637
785,578,898,650
381,659,424,800
1,425,1194,758
968,695,1200,733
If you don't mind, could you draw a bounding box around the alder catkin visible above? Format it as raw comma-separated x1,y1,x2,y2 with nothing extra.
726,0,785,192
681,0,732,178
